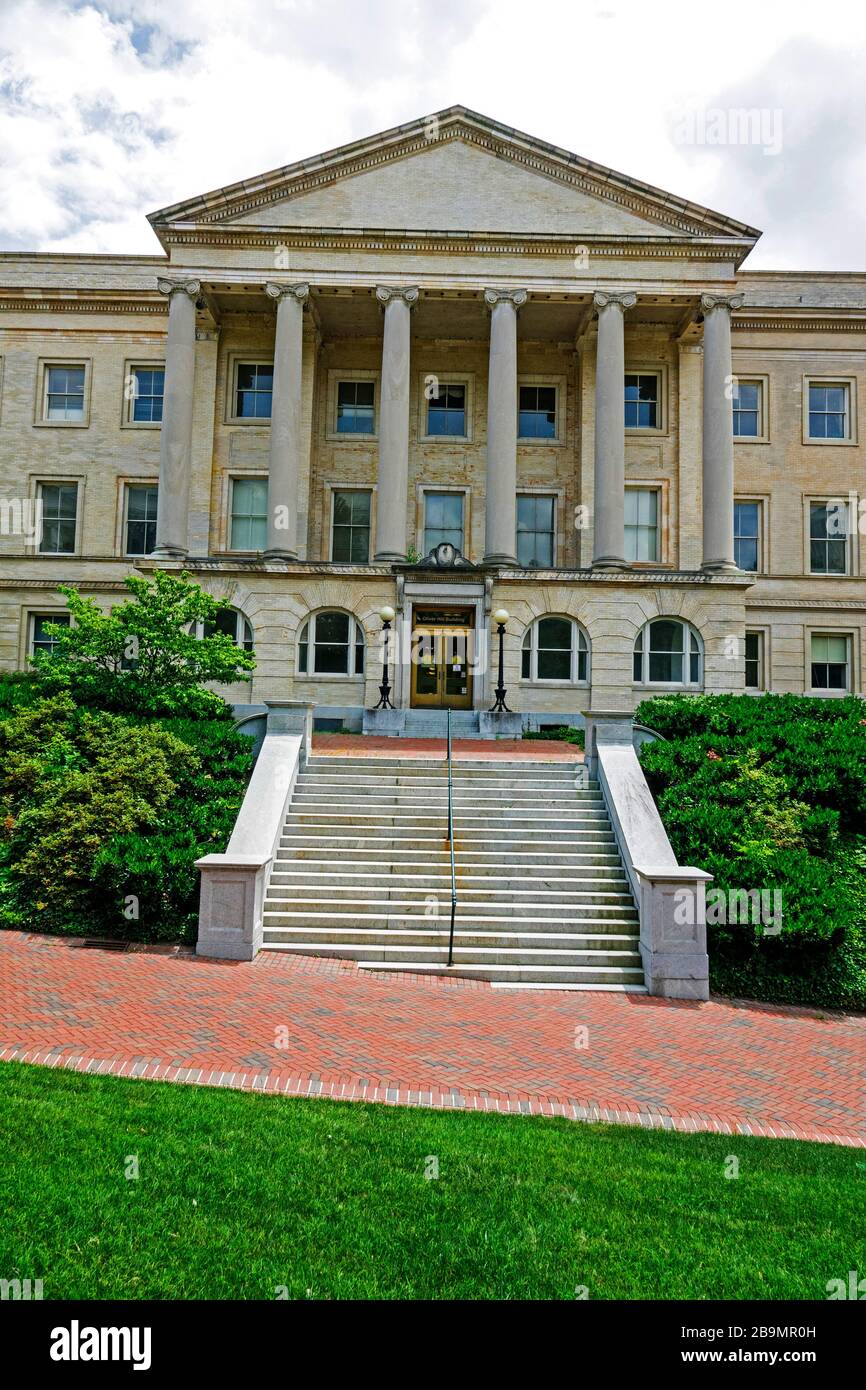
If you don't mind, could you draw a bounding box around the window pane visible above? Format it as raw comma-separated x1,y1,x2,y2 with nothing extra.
336,381,375,433
649,650,682,682
538,617,571,650
230,478,268,550
649,620,682,653
537,647,571,680
424,492,464,550
735,538,758,572
316,611,350,644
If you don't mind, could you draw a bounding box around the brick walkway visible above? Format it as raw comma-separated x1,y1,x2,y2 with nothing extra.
312,734,582,759
1,931,863,1145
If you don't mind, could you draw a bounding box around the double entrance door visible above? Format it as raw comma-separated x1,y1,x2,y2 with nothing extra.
410,606,475,710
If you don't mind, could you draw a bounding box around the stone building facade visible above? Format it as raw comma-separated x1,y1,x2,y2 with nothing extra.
1,107,864,730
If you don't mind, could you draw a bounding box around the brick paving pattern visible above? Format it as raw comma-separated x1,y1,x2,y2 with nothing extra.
1,931,863,1145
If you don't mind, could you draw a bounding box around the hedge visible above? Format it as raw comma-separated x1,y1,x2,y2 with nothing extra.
635,694,866,1011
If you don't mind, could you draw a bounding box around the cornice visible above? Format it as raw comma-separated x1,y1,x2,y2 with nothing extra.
0,293,166,315
733,315,866,333
156,226,755,262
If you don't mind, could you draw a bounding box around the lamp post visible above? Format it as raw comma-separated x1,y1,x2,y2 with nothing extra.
489,608,510,713
373,604,396,710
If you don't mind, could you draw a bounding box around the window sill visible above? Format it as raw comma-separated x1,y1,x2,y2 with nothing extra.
121,420,162,431
326,432,378,444
519,680,589,690
33,419,89,429
295,674,365,683
802,437,857,447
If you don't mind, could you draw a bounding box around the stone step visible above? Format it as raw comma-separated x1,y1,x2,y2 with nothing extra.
261,907,637,930
305,758,584,776
353,960,646,985
260,939,641,968
267,870,634,900
279,817,617,839
286,807,611,829
273,839,625,861
263,893,637,923
292,785,598,804
296,773,595,793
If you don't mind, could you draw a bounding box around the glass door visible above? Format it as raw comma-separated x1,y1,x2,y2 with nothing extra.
411,623,474,709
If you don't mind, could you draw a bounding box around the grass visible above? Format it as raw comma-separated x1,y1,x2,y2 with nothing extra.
1,1062,862,1300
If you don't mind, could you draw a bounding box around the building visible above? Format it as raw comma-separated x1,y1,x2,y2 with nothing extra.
1,106,864,732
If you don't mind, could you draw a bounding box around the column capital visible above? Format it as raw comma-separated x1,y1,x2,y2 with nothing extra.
700,292,745,315
483,287,528,311
593,290,637,312
265,281,309,304
156,277,201,301
375,284,419,308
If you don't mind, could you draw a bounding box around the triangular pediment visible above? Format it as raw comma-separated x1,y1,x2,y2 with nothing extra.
149,107,760,247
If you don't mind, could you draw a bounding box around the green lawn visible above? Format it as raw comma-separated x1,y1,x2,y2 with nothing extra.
1,1061,862,1300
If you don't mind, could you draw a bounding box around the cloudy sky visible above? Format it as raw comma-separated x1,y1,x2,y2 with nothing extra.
1,0,865,269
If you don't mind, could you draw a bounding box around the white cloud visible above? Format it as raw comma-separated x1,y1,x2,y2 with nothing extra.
0,0,864,267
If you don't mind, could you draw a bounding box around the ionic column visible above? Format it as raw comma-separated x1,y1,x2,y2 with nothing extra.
374,285,418,562
483,287,527,564
153,277,200,558
263,282,309,560
592,290,636,569
700,292,744,572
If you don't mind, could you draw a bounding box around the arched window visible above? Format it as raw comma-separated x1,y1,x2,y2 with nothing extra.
633,618,702,686
521,616,589,683
298,611,365,677
194,608,254,651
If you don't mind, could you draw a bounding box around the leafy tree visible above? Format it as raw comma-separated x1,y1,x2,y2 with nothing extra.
30,570,255,716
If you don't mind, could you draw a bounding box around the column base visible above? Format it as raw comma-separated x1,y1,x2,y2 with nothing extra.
262,548,298,562
151,545,188,561
374,550,407,563
482,552,517,566
701,559,740,574
591,556,629,571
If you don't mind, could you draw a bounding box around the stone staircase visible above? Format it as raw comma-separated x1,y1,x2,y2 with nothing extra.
261,755,645,991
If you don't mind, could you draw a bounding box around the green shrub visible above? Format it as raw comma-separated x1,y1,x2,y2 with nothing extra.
635,694,866,1009
0,696,252,943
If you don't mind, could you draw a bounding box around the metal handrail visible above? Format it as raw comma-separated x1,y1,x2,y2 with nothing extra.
445,708,458,966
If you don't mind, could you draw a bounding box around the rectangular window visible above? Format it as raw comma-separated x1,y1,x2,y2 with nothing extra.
30,612,71,657
734,500,761,572
744,631,764,690
126,484,158,555
516,495,555,567
332,490,371,562
44,365,86,422
624,373,659,430
808,382,850,440
809,501,848,575
336,381,375,434
230,478,268,551
426,383,466,437
518,385,557,440
38,482,78,554
733,379,761,438
624,488,659,562
235,363,273,420
129,366,164,423
424,492,464,553
811,633,849,691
